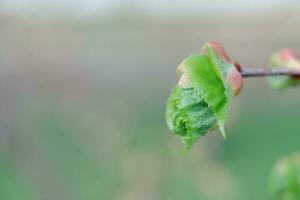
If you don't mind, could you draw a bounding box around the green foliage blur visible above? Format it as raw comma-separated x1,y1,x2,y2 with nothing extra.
270,154,300,200
1,2,300,200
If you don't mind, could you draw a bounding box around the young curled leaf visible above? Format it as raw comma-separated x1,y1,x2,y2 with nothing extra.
166,41,243,150
270,154,300,200
268,49,300,89
166,86,217,150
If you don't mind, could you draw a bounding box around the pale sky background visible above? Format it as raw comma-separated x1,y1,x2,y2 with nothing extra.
0,0,298,17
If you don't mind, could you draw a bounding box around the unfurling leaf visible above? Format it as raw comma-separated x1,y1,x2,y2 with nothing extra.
268,49,300,89
166,41,243,150
270,154,300,200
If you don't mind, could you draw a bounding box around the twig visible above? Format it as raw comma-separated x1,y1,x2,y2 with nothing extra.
241,67,300,78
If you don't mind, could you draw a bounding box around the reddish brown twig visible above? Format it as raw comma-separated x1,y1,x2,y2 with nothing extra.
241,67,300,78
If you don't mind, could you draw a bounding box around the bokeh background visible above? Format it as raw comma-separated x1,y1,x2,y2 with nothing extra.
0,0,300,200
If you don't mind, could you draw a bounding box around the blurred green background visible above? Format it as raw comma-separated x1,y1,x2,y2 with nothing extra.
0,1,300,199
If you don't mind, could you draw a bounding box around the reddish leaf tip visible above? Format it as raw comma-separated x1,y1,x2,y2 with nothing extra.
204,41,232,62
227,67,243,96
279,49,298,62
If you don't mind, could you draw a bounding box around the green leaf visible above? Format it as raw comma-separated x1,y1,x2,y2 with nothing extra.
166,86,217,150
270,154,300,200
166,46,235,150
185,54,231,137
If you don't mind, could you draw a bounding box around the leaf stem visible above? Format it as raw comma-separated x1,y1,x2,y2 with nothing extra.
241,67,300,78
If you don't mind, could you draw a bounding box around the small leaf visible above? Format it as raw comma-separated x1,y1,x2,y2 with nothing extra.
184,54,229,138
166,86,217,150
270,154,300,200
201,42,243,96
166,41,243,150
268,49,300,89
